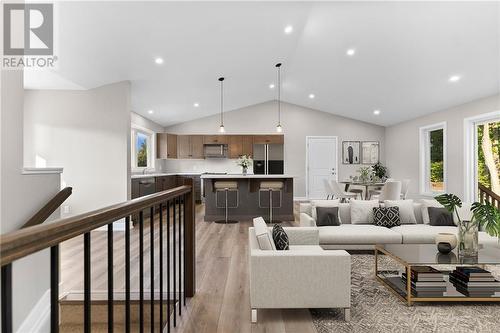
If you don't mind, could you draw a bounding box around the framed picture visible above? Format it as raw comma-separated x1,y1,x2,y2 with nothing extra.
342,141,360,164
361,141,379,164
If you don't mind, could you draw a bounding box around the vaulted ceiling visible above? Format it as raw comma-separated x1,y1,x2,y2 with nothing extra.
24,1,500,126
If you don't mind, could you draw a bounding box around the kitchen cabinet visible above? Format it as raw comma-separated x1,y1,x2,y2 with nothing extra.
178,135,204,159
253,135,284,145
241,135,254,157
228,135,253,158
156,175,176,192
156,133,177,159
176,175,202,203
204,135,228,144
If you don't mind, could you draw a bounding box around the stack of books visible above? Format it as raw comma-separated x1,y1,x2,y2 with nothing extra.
401,266,446,297
449,266,500,297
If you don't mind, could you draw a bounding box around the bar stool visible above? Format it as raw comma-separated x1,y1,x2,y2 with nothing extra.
214,181,239,224
259,181,283,224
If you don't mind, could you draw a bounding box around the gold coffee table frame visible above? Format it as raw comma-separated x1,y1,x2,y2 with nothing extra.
375,245,500,306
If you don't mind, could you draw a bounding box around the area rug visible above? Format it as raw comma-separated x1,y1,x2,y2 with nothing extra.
310,255,500,333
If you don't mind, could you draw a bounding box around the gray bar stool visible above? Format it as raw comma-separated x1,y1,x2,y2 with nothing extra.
259,181,283,223
214,181,239,224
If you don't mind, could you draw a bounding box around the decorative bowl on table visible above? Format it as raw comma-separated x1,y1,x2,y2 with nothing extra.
435,233,457,254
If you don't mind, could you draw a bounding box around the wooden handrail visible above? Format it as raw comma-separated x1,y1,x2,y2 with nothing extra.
0,185,191,265
22,187,73,229
478,183,500,210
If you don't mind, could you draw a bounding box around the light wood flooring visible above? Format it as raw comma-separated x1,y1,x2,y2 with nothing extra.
60,203,317,332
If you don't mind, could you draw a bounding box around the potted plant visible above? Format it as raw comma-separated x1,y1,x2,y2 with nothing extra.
236,155,252,175
357,166,372,183
372,162,388,181
435,193,500,257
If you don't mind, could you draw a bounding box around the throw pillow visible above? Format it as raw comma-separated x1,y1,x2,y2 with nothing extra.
350,200,379,224
253,217,275,250
373,207,401,228
316,206,341,226
384,200,417,224
311,199,340,221
428,207,455,226
272,224,290,250
420,199,444,224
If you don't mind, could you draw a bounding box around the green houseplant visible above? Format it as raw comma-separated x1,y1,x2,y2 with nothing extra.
357,166,372,183
372,162,388,181
435,193,500,256
236,155,252,175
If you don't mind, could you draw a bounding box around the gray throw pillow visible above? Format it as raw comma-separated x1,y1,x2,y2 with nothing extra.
316,206,341,226
428,207,454,226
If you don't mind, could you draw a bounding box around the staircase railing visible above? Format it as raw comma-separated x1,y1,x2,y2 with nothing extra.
21,186,73,228
0,180,195,333
478,183,500,210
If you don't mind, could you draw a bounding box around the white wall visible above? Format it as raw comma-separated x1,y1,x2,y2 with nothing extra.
131,111,166,172
24,82,131,216
1,70,61,332
385,93,500,200
165,101,386,197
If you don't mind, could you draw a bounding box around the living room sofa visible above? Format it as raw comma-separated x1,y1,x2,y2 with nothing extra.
300,200,499,250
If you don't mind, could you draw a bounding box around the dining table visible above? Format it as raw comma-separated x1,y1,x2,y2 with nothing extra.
340,181,386,200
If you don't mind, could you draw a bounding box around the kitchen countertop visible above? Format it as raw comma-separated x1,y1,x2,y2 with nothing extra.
200,174,294,179
131,172,202,179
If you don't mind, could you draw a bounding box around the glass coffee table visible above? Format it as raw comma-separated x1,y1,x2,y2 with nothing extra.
375,244,500,306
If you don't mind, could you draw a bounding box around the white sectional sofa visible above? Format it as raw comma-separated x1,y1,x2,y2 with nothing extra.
300,200,499,250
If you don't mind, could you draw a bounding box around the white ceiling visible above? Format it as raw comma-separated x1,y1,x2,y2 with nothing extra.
24,1,500,127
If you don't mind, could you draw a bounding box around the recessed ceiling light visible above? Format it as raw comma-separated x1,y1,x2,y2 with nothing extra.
373,109,381,115
346,48,356,56
269,83,275,89
448,75,461,82
148,110,154,114
193,103,199,107
308,93,315,99
154,57,164,65
284,25,293,34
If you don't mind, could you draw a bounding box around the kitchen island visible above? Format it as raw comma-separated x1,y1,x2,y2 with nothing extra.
201,174,294,222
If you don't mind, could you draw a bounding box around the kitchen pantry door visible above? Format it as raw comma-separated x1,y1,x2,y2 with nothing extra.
306,136,338,199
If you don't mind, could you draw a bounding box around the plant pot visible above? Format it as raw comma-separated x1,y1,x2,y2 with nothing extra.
458,220,478,257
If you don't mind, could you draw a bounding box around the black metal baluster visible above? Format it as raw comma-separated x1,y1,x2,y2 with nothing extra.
183,194,187,307
167,200,171,333
107,223,114,333
178,197,182,316
84,232,91,333
159,203,164,331
173,198,177,326
1,264,13,333
51,245,59,333
125,216,131,333
139,210,144,333
150,206,154,333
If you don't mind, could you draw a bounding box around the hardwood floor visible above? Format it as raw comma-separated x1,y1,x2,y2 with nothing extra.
60,203,317,332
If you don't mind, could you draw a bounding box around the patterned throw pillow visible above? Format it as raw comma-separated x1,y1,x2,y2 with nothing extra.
272,224,290,250
373,207,401,228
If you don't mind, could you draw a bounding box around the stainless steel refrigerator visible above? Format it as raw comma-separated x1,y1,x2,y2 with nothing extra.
253,144,284,174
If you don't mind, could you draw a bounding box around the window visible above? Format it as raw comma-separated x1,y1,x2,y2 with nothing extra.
419,122,446,195
131,125,155,170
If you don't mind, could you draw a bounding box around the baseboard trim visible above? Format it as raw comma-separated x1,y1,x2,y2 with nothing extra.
18,289,51,333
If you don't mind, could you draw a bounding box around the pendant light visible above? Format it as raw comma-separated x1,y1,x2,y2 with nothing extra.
218,77,226,133
275,63,283,133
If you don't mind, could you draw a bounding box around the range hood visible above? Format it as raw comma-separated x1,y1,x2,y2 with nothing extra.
204,144,228,158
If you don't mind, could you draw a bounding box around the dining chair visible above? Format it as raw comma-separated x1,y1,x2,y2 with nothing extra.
369,178,395,199
328,180,358,202
372,181,402,202
400,179,410,199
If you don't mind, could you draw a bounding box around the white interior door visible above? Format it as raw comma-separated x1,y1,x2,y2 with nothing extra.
307,136,338,199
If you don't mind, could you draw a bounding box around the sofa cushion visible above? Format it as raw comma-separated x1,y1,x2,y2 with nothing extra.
311,199,340,221
318,225,402,245
272,224,289,250
384,200,417,224
316,206,341,226
350,200,379,224
373,207,401,228
420,199,444,224
253,217,276,250
391,225,458,244
288,245,325,252
428,207,454,226
479,232,500,249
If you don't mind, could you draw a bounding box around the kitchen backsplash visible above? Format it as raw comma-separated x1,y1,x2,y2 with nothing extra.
162,158,250,174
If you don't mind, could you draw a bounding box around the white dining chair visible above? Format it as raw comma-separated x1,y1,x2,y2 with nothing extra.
369,178,395,199
400,179,410,199
328,180,359,202
372,181,402,202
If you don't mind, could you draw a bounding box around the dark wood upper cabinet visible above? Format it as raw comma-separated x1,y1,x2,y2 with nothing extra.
190,135,204,159
228,135,243,159
204,135,228,144
241,135,254,157
156,133,177,159
177,135,191,159
253,135,284,145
